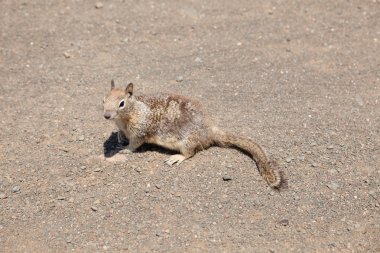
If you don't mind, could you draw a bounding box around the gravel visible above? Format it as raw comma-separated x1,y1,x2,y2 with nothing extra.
1,1,378,252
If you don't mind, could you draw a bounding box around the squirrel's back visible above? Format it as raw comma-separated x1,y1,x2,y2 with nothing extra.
135,93,213,152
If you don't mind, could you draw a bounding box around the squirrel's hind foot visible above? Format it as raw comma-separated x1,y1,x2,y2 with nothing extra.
165,154,186,166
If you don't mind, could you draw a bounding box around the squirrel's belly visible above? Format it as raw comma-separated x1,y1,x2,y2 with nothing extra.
146,135,182,151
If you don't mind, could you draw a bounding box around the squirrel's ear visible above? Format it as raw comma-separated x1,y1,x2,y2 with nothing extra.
111,79,115,90
126,83,133,96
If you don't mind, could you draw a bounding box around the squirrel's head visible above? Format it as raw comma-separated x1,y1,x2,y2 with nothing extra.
103,80,134,120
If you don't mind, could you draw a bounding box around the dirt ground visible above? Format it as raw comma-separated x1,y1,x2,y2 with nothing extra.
1,0,379,252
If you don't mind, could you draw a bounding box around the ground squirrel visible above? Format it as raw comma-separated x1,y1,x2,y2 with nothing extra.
103,80,284,189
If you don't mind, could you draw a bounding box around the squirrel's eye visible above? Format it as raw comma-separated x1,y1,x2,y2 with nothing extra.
119,100,125,108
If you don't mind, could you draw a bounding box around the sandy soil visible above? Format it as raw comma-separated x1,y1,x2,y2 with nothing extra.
1,0,379,252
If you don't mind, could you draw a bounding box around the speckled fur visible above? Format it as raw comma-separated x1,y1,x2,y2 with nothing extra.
103,81,284,189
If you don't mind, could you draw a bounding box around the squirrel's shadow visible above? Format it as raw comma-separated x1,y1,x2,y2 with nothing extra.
103,132,175,158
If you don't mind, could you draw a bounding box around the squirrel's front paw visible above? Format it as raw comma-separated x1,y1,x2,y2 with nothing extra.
119,145,136,154
119,149,132,154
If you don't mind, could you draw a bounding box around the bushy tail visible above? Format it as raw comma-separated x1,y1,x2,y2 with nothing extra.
212,128,284,189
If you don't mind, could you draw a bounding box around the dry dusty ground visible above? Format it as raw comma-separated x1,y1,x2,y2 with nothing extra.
1,0,379,252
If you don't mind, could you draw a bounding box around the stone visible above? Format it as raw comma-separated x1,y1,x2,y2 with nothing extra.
222,176,233,181
63,52,71,58
95,2,103,9
175,76,184,82
11,186,20,193
297,156,305,161
279,219,289,226
355,95,364,106
326,182,340,190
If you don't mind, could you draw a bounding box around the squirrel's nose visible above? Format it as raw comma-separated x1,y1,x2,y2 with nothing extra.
104,112,111,120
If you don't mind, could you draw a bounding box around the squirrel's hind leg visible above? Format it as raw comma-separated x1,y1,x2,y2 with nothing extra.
164,145,197,166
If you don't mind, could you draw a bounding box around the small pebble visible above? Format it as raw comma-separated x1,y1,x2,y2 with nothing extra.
0,193,7,199
11,186,20,193
327,145,334,149
95,2,103,9
293,195,300,201
175,76,184,82
297,156,305,161
80,166,86,170
279,219,289,226
369,189,376,196
57,196,65,200
194,57,202,63
66,235,73,243
355,95,364,106
78,135,85,141
94,168,102,172
326,182,340,190
134,167,142,173
285,157,292,163
144,183,151,193
63,52,71,58
222,176,233,181
91,206,98,211
328,243,336,248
